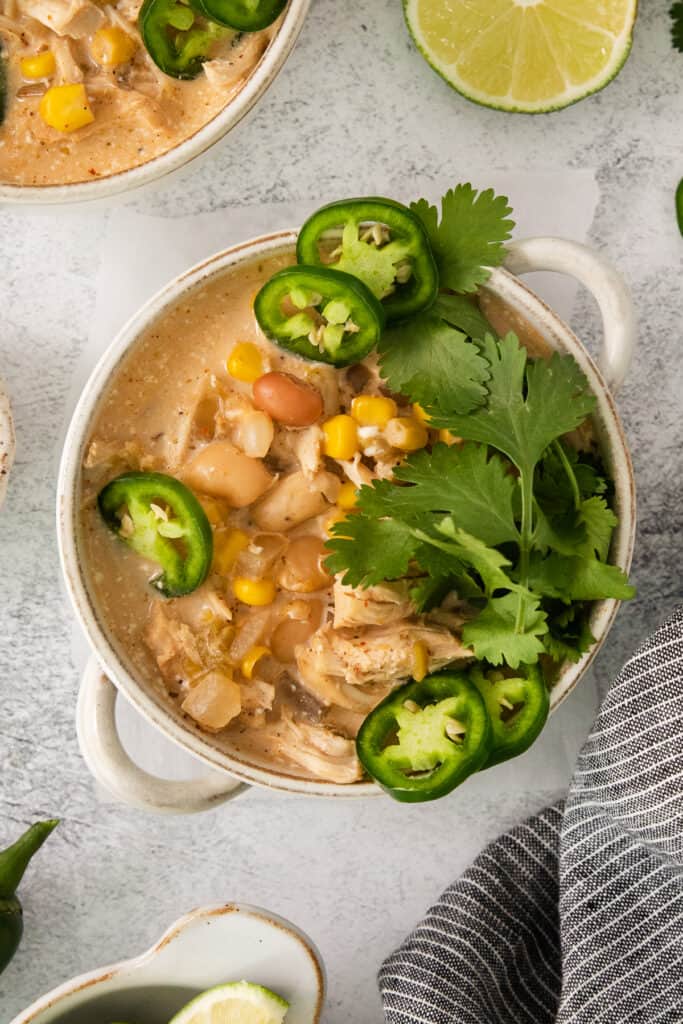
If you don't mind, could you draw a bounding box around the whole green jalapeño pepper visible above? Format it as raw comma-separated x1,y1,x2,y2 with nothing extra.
139,0,232,79
0,820,59,976
471,665,549,768
296,198,439,322
254,265,385,367
189,0,285,30
98,472,213,598
356,671,492,802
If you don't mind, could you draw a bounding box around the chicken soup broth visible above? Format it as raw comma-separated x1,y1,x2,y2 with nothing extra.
0,0,278,187
80,252,513,785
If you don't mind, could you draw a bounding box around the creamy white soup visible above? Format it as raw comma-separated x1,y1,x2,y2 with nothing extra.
0,0,278,186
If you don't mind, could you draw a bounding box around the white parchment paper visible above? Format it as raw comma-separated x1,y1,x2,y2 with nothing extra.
67,170,601,791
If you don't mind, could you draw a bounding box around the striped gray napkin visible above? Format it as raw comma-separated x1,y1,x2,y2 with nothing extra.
379,607,683,1023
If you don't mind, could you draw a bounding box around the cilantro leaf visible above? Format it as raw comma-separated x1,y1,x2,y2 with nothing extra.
528,552,636,603
409,574,454,613
462,593,548,668
579,496,617,561
426,519,522,597
434,293,494,341
534,496,617,560
544,604,595,664
365,444,519,547
428,334,597,479
325,516,418,587
671,1,683,51
411,185,514,294
535,443,606,515
533,504,585,557
378,312,490,415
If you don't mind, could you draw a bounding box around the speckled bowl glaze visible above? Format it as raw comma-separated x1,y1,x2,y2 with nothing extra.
57,231,637,813
8,903,325,1024
0,0,310,205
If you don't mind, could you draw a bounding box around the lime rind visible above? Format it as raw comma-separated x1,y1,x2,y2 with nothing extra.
169,981,289,1024
403,0,638,114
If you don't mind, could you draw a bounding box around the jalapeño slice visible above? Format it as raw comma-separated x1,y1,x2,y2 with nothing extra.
254,265,385,367
356,671,492,803
297,197,439,322
98,472,213,598
139,0,232,79
471,665,550,768
189,0,285,30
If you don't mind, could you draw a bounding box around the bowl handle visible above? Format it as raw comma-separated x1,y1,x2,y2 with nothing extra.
77,656,247,814
504,237,636,393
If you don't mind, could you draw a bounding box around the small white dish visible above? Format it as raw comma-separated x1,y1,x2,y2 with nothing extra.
0,376,15,508
9,903,325,1024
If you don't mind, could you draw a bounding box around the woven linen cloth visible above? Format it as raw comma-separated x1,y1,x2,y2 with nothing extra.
379,607,683,1023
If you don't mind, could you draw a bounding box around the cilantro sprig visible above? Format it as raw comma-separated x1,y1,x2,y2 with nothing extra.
291,179,636,671
326,330,635,669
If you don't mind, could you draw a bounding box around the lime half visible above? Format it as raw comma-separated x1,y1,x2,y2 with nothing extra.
404,0,638,113
170,982,289,1024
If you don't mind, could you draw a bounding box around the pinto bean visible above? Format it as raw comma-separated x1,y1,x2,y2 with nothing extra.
253,372,323,427
183,441,273,507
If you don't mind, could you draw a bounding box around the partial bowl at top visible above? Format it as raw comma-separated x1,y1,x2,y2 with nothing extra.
0,0,309,204
56,224,636,812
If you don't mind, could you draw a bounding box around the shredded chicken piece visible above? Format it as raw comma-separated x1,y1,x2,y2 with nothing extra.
19,0,104,38
291,425,323,479
264,710,363,784
333,579,414,629
297,621,472,709
337,452,376,488
145,603,202,680
53,35,83,82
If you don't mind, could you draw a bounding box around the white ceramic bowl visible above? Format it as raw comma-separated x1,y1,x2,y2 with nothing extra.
9,904,325,1024
0,1,310,205
57,231,637,813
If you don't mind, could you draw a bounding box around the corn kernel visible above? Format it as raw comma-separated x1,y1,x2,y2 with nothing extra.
438,429,463,447
213,528,249,574
39,84,94,133
337,481,358,510
351,394,397,428
91,26,136,67
241,645,270,680
385,417,428,452
233,576,276,606
20,50,56,79
227,342,263,383
323,414,358,460
412,402,432,426
412,641,429,682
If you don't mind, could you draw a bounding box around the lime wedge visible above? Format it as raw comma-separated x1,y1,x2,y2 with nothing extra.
404,0,638,113
170,982,289,1024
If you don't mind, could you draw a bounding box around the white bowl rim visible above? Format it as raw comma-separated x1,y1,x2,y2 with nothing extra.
56,229,636,798
0,0,311,205
9,902,325,1024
